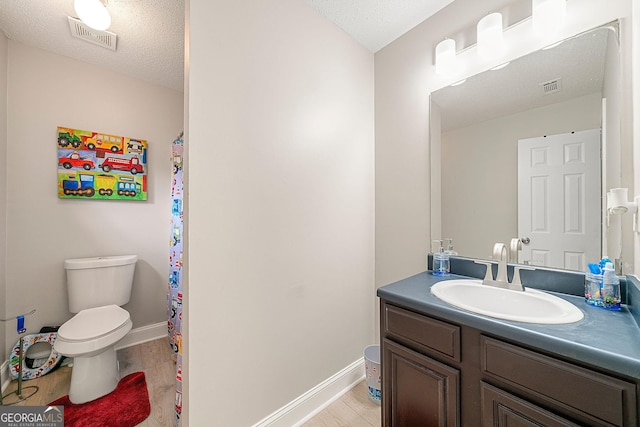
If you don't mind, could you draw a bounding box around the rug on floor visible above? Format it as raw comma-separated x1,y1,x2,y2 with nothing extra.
48,371,151,427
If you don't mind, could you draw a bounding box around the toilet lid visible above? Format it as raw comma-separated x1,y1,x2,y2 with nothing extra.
59,305,130,341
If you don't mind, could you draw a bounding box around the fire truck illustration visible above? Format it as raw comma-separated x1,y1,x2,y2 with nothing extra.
100,156,144,174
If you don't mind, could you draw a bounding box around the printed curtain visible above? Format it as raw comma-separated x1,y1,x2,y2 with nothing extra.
168,134,184,426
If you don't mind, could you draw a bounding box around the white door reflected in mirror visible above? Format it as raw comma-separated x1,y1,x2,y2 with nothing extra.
517,129,601,270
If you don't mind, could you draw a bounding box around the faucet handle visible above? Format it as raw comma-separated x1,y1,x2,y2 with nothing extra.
512,266,535,286
474,260,494,282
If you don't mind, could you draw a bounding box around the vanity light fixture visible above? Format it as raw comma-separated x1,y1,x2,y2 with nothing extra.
532,0,566,37
477,12,505,60
435,38,461,76
606,188,640,231
74,0,111,31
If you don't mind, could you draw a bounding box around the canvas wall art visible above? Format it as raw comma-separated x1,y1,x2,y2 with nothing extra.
57,126,148,201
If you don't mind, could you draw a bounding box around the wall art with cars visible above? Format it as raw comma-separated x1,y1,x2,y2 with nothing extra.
56,126,148,201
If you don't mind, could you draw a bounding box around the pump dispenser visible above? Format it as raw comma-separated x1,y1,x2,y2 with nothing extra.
601,262,621,310
444,238,458,256
432,240,450,276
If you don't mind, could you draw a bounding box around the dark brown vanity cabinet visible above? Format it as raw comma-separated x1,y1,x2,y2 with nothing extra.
380,301,639,426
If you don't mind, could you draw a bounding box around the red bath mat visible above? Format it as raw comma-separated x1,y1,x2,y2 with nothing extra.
48,371,151,427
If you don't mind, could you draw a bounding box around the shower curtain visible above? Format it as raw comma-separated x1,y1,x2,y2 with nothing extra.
168,133,184,427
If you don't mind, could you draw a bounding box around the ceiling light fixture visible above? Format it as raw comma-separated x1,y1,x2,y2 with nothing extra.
435,38,460,76
477,13,505,60
532,0,566,36
74,0,111,31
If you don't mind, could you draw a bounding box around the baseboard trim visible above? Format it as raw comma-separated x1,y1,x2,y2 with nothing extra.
252,358,365,427
1,322,167,393
115,321,167,350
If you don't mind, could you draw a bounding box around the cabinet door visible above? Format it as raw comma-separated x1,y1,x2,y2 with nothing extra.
481,336,637,426
481,382,580,427
382,338,459,427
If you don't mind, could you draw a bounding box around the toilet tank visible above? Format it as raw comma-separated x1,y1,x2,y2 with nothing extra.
64,255,138,313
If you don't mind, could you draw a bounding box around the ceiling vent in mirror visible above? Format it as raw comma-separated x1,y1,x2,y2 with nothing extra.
67,16,117,51
540,78,562,95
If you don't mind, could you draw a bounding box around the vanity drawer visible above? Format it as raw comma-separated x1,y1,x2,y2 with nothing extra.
481,336,637,426
383,303,460,362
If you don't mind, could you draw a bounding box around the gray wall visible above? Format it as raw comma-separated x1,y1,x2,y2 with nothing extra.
186,0,375,424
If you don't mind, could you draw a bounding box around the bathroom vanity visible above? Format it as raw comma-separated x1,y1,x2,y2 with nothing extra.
377,264,640,426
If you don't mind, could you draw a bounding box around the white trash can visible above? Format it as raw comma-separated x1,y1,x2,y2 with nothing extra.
364,345,381,404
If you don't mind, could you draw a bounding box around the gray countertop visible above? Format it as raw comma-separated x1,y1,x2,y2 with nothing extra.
377,271,640,380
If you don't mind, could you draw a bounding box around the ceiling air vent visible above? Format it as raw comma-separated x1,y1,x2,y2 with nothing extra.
540,78,562,95
67,17,117,51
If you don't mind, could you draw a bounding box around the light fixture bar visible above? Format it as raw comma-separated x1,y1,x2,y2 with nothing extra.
532,0,566,36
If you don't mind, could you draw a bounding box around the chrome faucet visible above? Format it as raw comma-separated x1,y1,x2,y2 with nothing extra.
474,243,533,292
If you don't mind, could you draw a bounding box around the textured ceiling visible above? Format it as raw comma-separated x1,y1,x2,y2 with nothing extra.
0,1,453,92
431,25,613,132
0,0,185,91
303,0,454,52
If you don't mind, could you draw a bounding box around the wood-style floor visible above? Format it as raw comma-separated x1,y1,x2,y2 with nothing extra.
302,380,381,427
3,338,381,426
2,337,176,426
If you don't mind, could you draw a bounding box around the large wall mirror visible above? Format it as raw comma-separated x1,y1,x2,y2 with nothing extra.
430,21,632,273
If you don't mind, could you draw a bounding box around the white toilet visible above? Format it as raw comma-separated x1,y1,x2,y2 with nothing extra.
54,255,137,404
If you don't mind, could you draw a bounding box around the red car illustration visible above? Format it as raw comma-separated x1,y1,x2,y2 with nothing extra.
58,151,94,170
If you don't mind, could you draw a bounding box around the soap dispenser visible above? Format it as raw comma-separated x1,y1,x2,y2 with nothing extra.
432,240,450,277
444,238,458,256
601,262,621,310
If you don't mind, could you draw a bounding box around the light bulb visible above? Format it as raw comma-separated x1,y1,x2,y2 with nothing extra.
74,0,111,31
477,13,505,60
532,0,566,36
435,38,460,76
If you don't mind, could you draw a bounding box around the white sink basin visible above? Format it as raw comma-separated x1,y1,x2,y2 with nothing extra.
431,279,584,324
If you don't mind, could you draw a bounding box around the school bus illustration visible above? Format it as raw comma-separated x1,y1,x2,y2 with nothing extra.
85,133,124,153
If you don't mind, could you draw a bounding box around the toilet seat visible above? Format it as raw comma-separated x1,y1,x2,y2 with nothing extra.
55,305,132,358
9,332,61,380
58,305,130,342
